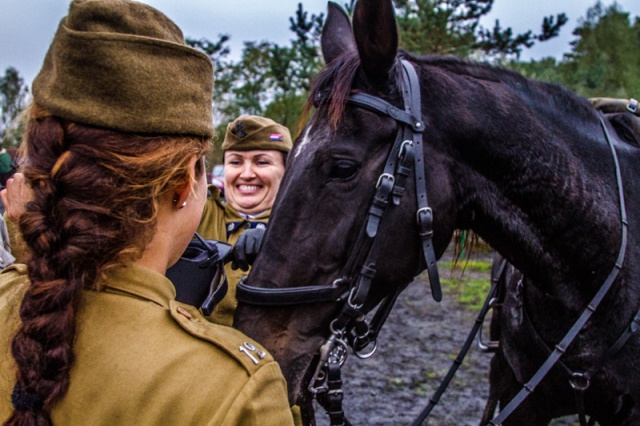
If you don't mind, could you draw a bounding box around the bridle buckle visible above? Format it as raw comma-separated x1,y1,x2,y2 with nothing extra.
416,207,433,237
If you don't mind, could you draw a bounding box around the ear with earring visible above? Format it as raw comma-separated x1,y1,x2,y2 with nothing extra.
173,197,187,209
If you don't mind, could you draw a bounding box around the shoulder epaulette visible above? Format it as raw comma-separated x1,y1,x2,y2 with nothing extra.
0,263,27,275
168,300,274,373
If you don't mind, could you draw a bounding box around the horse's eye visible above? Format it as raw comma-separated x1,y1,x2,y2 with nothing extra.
329,160,359,180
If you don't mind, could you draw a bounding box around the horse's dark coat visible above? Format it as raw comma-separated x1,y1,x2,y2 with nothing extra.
235,1,640,424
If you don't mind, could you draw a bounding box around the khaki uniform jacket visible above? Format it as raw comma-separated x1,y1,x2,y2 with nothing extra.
197,186,269,327
0,263,294,426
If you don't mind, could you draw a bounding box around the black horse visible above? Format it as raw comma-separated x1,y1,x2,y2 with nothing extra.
235,0,640,424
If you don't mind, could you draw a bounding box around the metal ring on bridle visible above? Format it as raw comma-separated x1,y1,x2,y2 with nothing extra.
329,318,342,335
353,338,378,359
328,337,349,367
569,372,591,391
347,286,364,310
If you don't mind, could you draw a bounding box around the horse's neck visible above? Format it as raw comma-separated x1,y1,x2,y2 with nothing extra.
463,115,622,289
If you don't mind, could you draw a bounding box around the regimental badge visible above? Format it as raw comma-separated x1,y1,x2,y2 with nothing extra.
239,341,266,365
235,121,247,138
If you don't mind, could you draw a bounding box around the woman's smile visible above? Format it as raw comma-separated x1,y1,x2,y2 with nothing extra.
224,150,286,215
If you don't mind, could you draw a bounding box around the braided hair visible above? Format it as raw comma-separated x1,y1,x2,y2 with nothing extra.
5,104,209,425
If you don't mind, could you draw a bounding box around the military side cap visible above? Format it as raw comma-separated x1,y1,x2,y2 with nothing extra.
222,115,292,153
32,0,214,137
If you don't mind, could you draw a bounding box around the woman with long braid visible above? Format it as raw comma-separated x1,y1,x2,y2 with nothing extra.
0,1,294,425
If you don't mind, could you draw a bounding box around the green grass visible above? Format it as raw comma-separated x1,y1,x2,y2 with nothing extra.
439,259,492,274
438,258,492,310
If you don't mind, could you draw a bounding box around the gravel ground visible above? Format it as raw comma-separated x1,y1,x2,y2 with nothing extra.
312,247,580,426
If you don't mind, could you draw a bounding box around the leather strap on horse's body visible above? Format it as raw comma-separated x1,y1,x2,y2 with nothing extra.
516,284,639,426
488,113,629,426
315,362,353,426
410,258,506,426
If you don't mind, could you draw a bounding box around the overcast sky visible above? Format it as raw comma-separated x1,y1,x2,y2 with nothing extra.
1,0,639,87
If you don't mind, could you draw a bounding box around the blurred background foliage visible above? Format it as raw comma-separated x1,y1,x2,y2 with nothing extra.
1,0,638,167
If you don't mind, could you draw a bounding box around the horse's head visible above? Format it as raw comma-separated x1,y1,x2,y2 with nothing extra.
234,0,457,404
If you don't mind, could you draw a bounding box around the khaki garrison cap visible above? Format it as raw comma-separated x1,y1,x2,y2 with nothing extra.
32,0,214,137
222,115,292,153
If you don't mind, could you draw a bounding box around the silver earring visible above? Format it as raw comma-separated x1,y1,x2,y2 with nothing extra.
180,201,187,209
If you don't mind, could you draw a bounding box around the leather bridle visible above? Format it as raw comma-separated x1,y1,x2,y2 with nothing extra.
237,58,632,426
236,59,442,425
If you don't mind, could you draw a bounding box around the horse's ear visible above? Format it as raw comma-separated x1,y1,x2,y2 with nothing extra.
352,0,398,83
321,2,356,65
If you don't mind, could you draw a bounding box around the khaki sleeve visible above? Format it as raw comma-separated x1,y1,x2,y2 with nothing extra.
4,213,28,264
217,361,294,426
291,404,304,426
197,187,227,241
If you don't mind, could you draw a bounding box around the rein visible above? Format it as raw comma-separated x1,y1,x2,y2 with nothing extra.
237,57,632,425
486,113,629,426
236,59,442,425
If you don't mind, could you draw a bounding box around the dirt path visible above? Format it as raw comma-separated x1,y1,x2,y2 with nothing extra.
312,248,578,426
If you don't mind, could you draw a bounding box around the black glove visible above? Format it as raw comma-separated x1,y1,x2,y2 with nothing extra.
231,227,266,271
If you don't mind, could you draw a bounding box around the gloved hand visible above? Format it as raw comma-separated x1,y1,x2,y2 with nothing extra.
231,227,266,271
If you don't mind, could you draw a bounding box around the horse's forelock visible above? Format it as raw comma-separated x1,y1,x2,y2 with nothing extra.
306,52,361,130
306,52,411,133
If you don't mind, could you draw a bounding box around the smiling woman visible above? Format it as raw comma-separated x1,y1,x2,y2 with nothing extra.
197,115,292,327
224,150,286,215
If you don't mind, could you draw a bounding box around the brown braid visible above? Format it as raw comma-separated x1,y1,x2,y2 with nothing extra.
5,104,209,425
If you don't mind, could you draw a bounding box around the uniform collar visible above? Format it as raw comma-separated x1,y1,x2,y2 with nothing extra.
224,204,271,221
100,264,176,307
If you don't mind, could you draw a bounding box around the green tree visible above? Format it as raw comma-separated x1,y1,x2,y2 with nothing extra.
264,3,324,131
187,34,233,164
392,0,567,59
231,41,272,116
559,1,640,98
188,2,324,146
0,67,28,146
506,57,565,85
287,2,324,92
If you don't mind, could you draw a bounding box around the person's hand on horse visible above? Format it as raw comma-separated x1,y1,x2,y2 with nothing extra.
231,227,265,271
0,173,33,223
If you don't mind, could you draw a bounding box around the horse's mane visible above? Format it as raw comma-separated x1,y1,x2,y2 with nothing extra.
408,52,595,121
302,50,595,130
